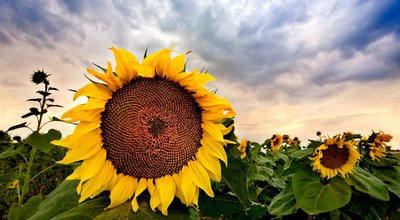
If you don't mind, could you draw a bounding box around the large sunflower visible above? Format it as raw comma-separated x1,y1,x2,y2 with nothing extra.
53,47,235,215
310,135,360,179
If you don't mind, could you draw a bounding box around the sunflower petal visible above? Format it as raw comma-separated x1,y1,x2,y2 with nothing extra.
180,166,196,205
110,47,139,83
131,178,147,212
133,65,155,78
73,83,111,101
187,161,214,197
197,148,221,181
158,175,176,214
107,175,137,209
202,121,224,143
201,137,228,166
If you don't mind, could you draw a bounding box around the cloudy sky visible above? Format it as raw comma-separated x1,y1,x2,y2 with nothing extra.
1,0,399,148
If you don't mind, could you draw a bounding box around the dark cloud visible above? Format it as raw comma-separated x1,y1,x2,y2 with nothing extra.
0,0,83,48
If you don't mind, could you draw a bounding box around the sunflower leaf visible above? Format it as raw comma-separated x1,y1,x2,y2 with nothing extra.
27,129,62,153
372,166,400,198
345,166,389,201
268,182,298,216
292,169,351,215
8,195,43,220
7,122,28,132
26,98,42,102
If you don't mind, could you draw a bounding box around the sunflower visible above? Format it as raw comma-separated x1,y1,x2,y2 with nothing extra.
367,132,392,161
310,135,360,179
270,134,283,151
52,47,235,215
369,145,386,161
237,138,249,159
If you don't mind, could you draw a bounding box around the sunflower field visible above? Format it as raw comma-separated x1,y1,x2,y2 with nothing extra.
1,48,400,220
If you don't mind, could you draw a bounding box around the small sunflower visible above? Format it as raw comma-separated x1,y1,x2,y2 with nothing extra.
289,137,301,147
310,135,360,179
31,70,50,84
367,132,392,161
53,47,235,215
270,134,283,151
237,138,249,159
369,145,386,161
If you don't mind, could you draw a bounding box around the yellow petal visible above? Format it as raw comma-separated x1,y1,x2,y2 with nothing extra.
168,54,185,75
158,175,176,214
201,137,228,166
71,121,101,139
110,47,139,83
188,161,214,197
150,181,162,211
107,175,137,209
66,166,81,180
79,149,107,182
131,178,148,212
57,130,102,164
180,166,196,205
105,62,123,89
202,121,225,143
142,48,170,68
51,135,72,148
79,161,115,202
87,68,118,91
197,148,221,181
217,123,234,136
133,65,155,78
73,83,111,101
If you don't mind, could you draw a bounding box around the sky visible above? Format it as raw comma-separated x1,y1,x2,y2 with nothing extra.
0,0,399,149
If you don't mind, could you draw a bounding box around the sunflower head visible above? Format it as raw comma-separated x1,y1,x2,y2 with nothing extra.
289,136,301,147
53,47,235,215
31,70,50,85
237,138,250,159
367,131,392,160
369,144,386,161
310,135,361,179
270,134,283,151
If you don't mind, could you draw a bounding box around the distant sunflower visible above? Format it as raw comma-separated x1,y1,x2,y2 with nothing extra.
310,136,360,179
369,145,386,161
368,132,392,161
53,47,235,215
237,138,249,159
270,134,283,151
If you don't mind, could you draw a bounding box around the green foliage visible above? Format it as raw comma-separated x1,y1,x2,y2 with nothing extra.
292,170,352,215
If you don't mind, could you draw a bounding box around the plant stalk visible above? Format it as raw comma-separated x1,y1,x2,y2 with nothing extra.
19,83,48,204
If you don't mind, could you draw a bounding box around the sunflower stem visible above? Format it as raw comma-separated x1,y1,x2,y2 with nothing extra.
19,82,49,204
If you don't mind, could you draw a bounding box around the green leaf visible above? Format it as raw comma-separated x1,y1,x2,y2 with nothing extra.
26,98,42,102
292,170,351,215
7,122,28,131
0,173,15,184
373,167,400,198
47,104,63,108
27,129,62,153
8,195,43,220
51,197,108,220
255,154,275,166
94,198,193,220
346,193,389,220
222,146,251,208
0,145,23,159
346,167,389,201
28,180,80,219
307,140,323,149
268,183,298,216
289,148,313,159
